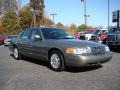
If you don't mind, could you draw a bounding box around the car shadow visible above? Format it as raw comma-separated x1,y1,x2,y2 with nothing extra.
65,65,103,73
10,54,49,68
110,48,120,53
24,58,49,68
10,54,103,73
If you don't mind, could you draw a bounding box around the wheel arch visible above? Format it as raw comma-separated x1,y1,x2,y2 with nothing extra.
12,44,20,52
48,48,65,71
48,48,65,61
13,44,18,48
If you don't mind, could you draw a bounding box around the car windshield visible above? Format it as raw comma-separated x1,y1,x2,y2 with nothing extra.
91,30,100,34
41,28,75,39
8,36,17,39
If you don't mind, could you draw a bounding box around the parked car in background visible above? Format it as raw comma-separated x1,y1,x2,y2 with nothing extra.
76,30,99,42
0,35,6,45
76,31,86,40
9,27,112,71
91,29,108,44
4,35,18,46
85,32,99,42
107,28,120,48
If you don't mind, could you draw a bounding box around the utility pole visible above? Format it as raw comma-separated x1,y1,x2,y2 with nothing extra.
50,13,57,25
84,0,87,27
108,0,110,29
81,0,90,29
117,10,120,29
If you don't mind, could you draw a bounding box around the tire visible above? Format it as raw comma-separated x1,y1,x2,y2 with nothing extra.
102,39,106,44
49,50,65,71
13,47,21,60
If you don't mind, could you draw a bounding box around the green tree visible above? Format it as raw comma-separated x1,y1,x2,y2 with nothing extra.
68,24,77,35
77,24,87,32
55,22,64,29
19,6,34,29
1,10,21,34
77,24,94,32
87,26,94,30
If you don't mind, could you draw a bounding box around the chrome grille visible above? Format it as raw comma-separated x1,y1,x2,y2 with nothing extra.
108,34,116,41
116,34,120,41
91,46,105,55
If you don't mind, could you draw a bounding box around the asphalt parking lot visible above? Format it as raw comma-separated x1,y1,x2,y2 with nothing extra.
0,46,120,90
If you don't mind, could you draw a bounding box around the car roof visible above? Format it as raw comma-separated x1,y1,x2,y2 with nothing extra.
100,29,108,31
26,27,59,30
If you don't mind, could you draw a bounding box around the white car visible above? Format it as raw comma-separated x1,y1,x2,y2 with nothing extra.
4,35,17,46
84,32,99,42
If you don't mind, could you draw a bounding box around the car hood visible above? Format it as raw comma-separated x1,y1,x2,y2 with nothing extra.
54,39,103,47
4,39,11,41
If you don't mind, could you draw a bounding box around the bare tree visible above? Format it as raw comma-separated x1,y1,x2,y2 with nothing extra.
29,0,45,27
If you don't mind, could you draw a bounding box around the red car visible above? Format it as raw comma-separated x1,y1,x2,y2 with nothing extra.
0,36,6,45
99,34,108,43
91,29,108,44
76,32,86,40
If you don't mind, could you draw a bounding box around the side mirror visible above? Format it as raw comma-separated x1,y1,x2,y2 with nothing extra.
34,35,42,40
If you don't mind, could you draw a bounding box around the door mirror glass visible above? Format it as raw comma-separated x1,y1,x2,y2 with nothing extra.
21,36,28,40
34,35,41,40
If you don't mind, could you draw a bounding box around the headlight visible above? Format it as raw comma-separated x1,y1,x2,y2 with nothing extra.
66,47,91,54
105,46,110,52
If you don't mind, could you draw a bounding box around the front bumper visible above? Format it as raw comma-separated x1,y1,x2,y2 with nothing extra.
4,41,10,46
65,52,112,67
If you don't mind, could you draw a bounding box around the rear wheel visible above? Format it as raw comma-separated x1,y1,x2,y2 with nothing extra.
13,47,21,60
49,50,65,71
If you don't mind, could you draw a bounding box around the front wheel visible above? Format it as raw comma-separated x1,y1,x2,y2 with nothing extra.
13,47,21,60
102,39,107,44
49,51,65,71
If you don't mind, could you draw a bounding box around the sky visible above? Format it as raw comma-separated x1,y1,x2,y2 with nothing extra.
22,0,120,27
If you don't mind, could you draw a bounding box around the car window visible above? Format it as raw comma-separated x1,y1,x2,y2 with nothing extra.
20,29,31,40
41,28,75,39
30,30,40,40
92,30,100,34
99,30,108,34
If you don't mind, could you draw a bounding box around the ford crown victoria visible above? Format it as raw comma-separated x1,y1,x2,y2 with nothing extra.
9,27,112,71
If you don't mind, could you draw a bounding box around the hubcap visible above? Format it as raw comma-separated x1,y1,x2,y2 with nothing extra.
14,48,18,58
50,54,60,69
